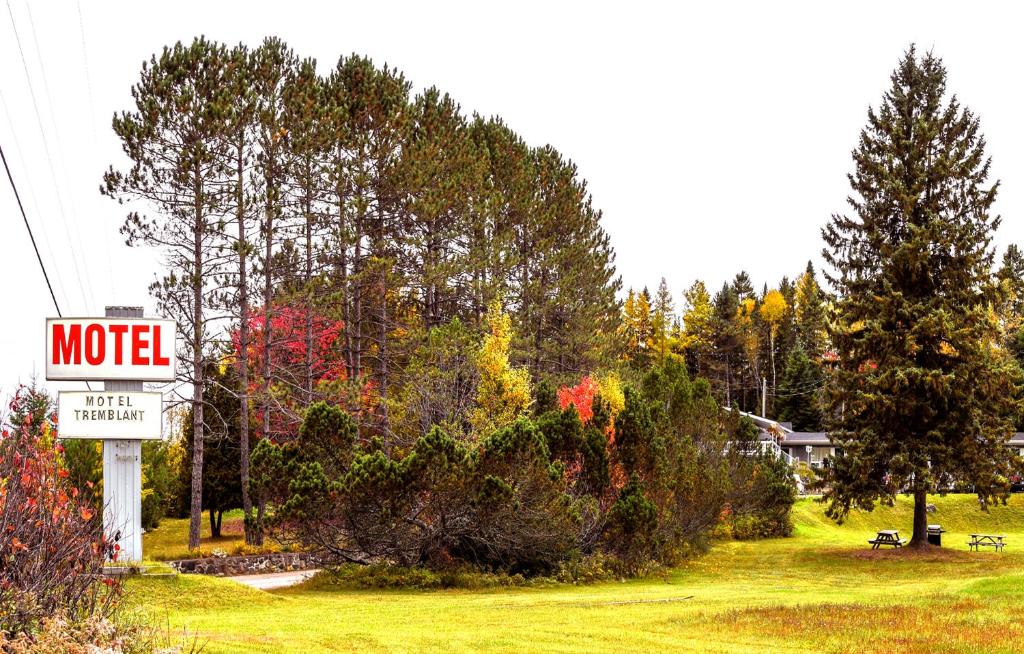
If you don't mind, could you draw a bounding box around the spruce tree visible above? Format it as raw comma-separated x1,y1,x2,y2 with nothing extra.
795,262,828,359
822,47,1019,546
775,345,822,432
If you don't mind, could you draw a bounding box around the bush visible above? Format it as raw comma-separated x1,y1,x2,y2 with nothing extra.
312,564,529,590
0,616,131,654
259,406,577,573
603,476,659,573
1,385,119,637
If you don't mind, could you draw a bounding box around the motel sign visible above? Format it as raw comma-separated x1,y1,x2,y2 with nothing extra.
46,309,176,563
46,317,176,381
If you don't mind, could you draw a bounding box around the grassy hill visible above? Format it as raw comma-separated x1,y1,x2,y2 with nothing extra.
127,494,1024,653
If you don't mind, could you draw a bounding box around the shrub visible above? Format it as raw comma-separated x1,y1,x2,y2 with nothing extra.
312,564,531,590
1,386,118,637
603,476,659,573
259,405,577,572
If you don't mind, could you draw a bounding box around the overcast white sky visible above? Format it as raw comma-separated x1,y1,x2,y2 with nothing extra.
3,0,1024,394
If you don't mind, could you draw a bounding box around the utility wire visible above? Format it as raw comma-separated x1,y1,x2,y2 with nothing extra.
74,1,114,295
24,1,104,306
3,140,94,392
1,141,60,314
0,85,70,310
5,0,96,312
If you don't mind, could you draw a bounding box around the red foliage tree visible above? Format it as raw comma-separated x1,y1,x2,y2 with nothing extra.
1,385,118,635
235,301,350,439
557,376,599,424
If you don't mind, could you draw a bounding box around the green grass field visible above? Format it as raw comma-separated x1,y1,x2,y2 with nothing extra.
128,494,1024,653
143,509,283,561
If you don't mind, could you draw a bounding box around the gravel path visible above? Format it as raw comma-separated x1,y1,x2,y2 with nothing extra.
229,569,321,590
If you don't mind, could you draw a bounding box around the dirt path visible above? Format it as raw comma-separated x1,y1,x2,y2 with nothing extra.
229,569,321,591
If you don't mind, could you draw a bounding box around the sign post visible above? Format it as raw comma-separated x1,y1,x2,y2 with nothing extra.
47,307,175,563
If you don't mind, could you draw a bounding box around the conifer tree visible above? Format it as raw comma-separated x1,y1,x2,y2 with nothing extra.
775,345,822,431
251,38,298,453
219,43,259,545
282,56,329,407
795,262,828,359
651,278,675,365
822,47,1020,545
104,38,232,549
996,244,1024,342
681,280,714,376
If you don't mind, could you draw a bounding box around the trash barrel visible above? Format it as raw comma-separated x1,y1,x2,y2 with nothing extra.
927,524,944,546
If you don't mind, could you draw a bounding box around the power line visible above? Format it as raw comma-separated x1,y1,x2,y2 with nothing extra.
1,141,60,314
5,0,96,312
3,139,94,392
24,1,105,306
73,1,115,297
0,85,70,310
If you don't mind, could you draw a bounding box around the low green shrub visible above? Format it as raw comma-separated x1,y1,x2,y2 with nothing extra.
311,564,531,590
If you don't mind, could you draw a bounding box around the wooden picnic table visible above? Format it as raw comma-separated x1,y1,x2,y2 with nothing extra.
968,534,1007,552
868,529,907,549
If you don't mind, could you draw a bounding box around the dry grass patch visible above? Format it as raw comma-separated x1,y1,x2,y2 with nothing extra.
708,597,1024,654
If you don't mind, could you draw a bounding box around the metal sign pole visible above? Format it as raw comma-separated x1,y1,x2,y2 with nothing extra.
102,306,144,562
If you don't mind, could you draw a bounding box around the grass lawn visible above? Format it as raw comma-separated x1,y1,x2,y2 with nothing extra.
127,494,1024,653
143,509,283,561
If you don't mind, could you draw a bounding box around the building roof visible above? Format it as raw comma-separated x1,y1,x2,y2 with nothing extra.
729,408,1024,449
779,432,832,447
778,431,1024,448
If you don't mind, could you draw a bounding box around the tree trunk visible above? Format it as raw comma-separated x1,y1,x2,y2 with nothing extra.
188,177,205,551
910,484,929,547
209,508,222,539
304,180,314,405
375,203,390,442
236,135,255,546
262,168,275,448
352,202,364,380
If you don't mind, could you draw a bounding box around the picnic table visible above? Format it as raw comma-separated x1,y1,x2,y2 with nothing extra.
868,530,907,549
968,534,1007,552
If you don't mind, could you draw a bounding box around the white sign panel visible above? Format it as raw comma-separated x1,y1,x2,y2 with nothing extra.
58,391,163,440
46,318,176,381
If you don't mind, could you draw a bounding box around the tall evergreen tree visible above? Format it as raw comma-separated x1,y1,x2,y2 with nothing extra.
822,47,1019,546
681,280,714,377
219,43,259,545
775,345,823,431
651,278,675,365
104,38,232,549
795,261,828,359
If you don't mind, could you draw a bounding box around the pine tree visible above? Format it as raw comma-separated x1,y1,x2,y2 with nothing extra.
775,345,822,431
822,46,1020,546
681,280,714,376
219,43,259,545
997,244,1024,342
711,283,741,406
795,262,828,359
104,37,232,549
732,271,754,299
651,278,675,365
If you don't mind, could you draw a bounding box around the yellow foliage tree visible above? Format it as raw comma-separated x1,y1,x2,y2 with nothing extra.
470,299,532,437
596,371,626,418
759,289,788,391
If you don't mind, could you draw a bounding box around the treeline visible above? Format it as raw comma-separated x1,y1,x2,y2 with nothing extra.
617,241,1024,436
618,264,831,431
251,345,794,573
104,37,620,548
